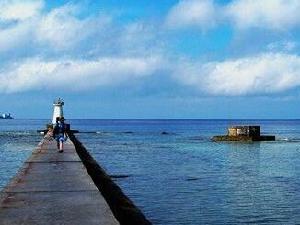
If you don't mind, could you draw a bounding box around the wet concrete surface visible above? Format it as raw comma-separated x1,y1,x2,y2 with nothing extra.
0,136,119,225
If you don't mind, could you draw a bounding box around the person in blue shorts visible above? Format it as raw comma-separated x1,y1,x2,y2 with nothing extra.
53,117,67,153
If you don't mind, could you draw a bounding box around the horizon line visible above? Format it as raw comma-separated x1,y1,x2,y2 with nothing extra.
7,118,300,120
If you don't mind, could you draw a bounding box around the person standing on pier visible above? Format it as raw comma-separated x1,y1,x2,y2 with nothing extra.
53,117,67,153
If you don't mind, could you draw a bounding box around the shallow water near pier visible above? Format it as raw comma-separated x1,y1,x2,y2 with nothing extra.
1,119,300,224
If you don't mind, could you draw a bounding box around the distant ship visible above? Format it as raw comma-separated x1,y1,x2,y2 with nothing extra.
0,113,13,119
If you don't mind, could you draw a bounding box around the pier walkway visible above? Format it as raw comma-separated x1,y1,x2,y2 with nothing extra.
0,136,119,225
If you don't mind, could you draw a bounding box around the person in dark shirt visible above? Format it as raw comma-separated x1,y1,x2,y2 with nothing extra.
53,117,66,153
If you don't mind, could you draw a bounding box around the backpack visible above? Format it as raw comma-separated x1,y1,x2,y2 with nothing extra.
58,122,65,133
54,122,65,135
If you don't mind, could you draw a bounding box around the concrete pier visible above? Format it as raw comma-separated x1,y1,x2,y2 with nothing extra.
0,136,119,225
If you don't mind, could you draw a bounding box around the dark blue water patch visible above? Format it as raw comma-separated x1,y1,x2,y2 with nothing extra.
188,135,208,141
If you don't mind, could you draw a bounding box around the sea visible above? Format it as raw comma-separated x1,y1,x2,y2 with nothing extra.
0,119,300,224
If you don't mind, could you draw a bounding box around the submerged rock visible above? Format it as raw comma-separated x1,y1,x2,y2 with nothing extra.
186,177,200,181
161,131,177,135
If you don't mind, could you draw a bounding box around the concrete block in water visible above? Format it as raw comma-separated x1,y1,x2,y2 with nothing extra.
213,125,275,142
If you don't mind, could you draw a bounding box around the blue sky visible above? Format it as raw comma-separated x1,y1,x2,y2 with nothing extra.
1,0,300,119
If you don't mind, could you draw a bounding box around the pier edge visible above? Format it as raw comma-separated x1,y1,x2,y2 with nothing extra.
67,132,152,225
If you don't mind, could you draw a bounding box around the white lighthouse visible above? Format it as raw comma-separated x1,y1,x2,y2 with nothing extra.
52,98,64,124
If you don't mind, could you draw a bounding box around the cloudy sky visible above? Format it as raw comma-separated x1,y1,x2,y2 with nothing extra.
1,0,300,119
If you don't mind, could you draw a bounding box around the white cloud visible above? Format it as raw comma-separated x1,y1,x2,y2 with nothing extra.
166,0,300,31
226,0,300,30
0,20,35,53
0,1,165,93
36,4,111,51
175,53,300,95
165,0,217,30
0,57,163,93
0,2,111,53
0,0,43,53
0,0,43,21
117,22,164,56
267,41,297,52
1,0,299,98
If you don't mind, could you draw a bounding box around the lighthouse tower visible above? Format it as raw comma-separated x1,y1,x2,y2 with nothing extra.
52,98,64,124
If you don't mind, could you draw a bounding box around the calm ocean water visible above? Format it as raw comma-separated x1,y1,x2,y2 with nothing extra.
1,119,300,224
